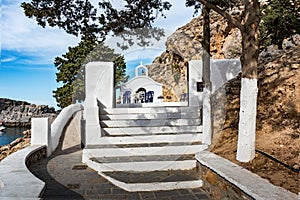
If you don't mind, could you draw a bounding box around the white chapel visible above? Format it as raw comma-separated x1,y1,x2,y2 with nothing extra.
120,62,163,104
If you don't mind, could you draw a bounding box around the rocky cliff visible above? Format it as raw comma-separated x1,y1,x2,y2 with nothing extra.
147,8,243,101
0,98,30,111
0,98,57,127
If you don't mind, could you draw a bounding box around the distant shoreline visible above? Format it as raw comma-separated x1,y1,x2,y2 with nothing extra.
0,127,28,146
0,98,57,128
0,129,31,161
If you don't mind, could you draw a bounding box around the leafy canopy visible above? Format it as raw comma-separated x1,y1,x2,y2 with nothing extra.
22,0,171,39
22,0,300,50
186,0,242,15
260,0,300,49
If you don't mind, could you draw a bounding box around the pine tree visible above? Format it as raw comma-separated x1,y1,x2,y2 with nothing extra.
53,39,127,108
260,0,300,49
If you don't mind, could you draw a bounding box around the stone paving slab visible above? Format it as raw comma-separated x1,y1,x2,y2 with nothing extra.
28,112,211,199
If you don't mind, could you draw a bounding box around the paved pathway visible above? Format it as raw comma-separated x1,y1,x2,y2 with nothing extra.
29,112,211,200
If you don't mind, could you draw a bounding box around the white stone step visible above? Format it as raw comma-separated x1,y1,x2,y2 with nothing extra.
87,159,196,172
100,106,200,115
116,102,189,108
100,111,200,120
103,126,203,136
98,170,203,192
92,134,202,145
100,118,201,128
82,144,208,162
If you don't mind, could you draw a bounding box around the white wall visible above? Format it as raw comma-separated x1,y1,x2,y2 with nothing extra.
31,104,83,156
31,118,50,147
121,76,163,103
189,59,241,145
49,104,83,156
211,59,241,93
188,59,241,100
84,62,114,144
188,60,203,107
85,62,115,109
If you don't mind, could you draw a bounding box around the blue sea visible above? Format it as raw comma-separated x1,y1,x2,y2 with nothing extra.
0,127,28,146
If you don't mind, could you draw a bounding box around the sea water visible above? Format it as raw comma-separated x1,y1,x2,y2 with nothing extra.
0,127,28,146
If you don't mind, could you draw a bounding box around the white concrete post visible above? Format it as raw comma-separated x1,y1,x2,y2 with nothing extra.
189,60,213,145
84,62,114,144
85,62,115,109
237,78,258,162
31,118,50,147
188,60,203,106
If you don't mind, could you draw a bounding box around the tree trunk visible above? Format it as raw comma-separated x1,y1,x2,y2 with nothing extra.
202,5,212,145
237,0,260,162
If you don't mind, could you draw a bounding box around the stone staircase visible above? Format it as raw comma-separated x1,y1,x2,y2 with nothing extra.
82,106,207,192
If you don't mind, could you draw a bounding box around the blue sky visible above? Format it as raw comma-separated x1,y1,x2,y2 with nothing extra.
1,0,196,109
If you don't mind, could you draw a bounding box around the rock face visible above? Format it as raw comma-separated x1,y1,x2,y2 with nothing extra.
0,98,57,127
0,98,30,111
147,9,243,101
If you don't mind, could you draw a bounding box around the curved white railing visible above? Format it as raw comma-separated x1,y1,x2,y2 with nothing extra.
49,103,83,155
0,103,83,199
0,145,46,199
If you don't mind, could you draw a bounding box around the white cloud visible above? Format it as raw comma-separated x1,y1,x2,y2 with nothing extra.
124,48,165,62
1,57,16,63
105,28,170,58
1,1,195,59
1,1,80,60
1,65,56,72
154,0,197,30
103,1,196,61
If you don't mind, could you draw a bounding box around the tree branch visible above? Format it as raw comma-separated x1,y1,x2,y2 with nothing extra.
197,0,244,31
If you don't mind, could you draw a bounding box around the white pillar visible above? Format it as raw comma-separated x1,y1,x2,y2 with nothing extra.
85,62,115,109
189,60,213,145
188,60,203,106
237,78,258,162
84,62,114,144
31,118,50,147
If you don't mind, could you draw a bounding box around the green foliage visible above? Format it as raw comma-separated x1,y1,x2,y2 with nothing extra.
185,0,242,15
21,1,172,50
21,0,171,39
21,0,99,39
53,39,127,108
260,0,300,49
114,56,128,89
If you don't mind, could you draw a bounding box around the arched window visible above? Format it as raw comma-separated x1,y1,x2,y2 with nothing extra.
123,91,131,104
136,88,146,103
